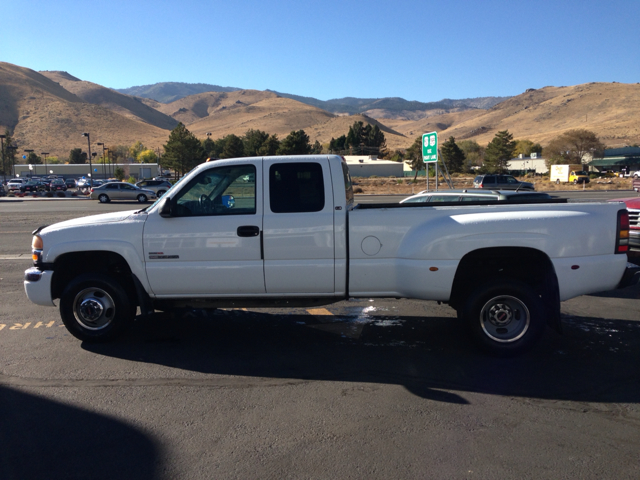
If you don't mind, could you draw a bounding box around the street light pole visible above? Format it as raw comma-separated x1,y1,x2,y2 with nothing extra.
0,134,5,185
82,133,92,187
41,152,49,177
7,145,17,178
96,143,106,180
24,150,34,177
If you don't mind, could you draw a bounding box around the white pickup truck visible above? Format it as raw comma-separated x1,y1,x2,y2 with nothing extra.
24,155,638,356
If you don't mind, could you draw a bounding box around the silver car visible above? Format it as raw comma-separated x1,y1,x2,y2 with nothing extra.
90,182,157,203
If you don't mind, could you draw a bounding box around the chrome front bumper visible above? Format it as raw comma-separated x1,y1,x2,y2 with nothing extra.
24,268,56,306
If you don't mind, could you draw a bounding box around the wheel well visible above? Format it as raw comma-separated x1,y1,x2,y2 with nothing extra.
449,247,557,311
51,251,137,305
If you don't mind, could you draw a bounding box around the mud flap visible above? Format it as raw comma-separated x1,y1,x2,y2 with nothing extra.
543,269,563,335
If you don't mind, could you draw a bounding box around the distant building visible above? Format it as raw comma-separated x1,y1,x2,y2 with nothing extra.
343,156,404,177
507,153,548,174
12,163,162,181
587,147,640,174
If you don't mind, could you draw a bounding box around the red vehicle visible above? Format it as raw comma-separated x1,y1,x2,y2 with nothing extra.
611,196,640,253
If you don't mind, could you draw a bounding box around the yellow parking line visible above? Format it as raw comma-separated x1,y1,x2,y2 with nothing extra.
306,308,333,316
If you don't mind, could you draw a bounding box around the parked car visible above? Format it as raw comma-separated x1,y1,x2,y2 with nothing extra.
135,179,173,196
20,180,48,193
7,178,26,192
401,190,553,204
473,174,535,191
49,178,67,191
632,171,640,179
89,182,157,203
64,178,77,189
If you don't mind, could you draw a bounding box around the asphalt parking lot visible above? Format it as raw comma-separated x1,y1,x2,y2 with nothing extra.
1,198,640,479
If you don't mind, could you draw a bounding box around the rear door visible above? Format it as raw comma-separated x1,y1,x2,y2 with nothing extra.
262,158,335,294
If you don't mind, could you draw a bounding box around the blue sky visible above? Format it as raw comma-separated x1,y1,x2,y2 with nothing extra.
2,0,639,102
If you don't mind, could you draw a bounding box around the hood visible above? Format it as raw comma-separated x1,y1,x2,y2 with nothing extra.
41,210,141,234
610,197,640,209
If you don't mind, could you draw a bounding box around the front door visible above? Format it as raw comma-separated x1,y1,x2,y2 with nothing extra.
143,161,264,296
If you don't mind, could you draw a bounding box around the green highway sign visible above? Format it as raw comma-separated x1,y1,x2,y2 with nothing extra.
422,132,438,163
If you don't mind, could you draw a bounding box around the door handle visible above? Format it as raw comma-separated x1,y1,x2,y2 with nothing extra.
237,225,260,237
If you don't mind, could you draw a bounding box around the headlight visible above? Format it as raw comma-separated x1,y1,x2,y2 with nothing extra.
32,235,43,264
32,235,43,250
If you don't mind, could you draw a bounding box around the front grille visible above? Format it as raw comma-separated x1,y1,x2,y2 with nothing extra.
629,209,640,228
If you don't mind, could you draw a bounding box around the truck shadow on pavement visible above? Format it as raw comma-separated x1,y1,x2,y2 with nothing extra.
83,309,640,405
0,385,162,480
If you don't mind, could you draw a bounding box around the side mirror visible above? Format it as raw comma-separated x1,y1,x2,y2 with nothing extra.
158,196,172,217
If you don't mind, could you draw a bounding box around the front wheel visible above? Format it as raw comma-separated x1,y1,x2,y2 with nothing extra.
98,194,109,203
60,274,135,342
461,279,545,357
137,194,148,203
555,179,560,184
157,190,166,197
573,179,578,184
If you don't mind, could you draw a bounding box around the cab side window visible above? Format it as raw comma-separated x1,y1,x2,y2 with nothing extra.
172,165,256,217
269,163,325,213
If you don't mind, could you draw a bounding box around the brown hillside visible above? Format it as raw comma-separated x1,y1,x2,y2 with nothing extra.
379,110,486,145
392,83,640,148
40,71,178,130
157,90,279,124
0,62,170,159
188,96,335,140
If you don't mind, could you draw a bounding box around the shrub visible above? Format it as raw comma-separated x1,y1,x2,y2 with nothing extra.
56,191,66,197
353,187,364,194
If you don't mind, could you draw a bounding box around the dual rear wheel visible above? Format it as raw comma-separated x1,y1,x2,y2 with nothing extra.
460,279,545,357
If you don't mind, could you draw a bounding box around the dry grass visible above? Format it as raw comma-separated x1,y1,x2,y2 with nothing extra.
352,175,637,195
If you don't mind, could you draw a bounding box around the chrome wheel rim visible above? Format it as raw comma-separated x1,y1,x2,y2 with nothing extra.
72,287,116,331
479,295,530,343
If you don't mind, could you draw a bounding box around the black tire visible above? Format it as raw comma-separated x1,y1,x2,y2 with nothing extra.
137,194,147,203
59,274,135,342
460,279,545,357
157,190,166,197
573,179,578,185
98,194,110,203
555,179,560,185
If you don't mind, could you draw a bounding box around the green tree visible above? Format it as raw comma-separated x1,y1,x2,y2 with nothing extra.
405,136,425,180
162,123,206,175
258,134,280,156
458,140,484,172
27,152,42,165
277,130,312,155
243,129,270,157
1,130,17,176
344,121,387,156
329,135,347,153
311,140,323,154
543,129,605,166
440,137,466,173
69,148,87,164
220,134,245,159
202,136,215,158
484,130,516,173
114,167,125,181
